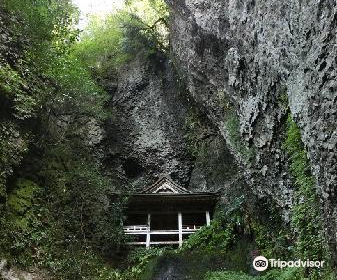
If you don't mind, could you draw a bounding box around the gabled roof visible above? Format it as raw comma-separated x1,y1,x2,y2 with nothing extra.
141,176,191,194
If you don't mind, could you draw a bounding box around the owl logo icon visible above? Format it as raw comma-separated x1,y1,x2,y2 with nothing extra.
253,256,268,271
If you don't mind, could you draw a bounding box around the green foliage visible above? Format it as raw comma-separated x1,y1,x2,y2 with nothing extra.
282,114,327,278
7,179,39,217
0,64,37,119
0,0,123,278
0,0,171,278
1,155,125,274
0,0,107,200
73,14,129,77
182,217,234,253
38,141,125,256
3,0,79,49
42,244,124,280
251,220,292,260
205,268,305,280
122,247,166,280
282,115,325,260
206,271,256,280
262,268,306,280
42,52,108,121
206,267,337,280
124,0,169,50
74,0,169,78
0,61,43,121
0,123,29,200
249,198,293,260
1,0,106,121
0,178,47,266
182,196,244,253
123,248,229,280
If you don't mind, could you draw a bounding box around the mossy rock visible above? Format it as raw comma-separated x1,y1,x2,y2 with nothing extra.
7,178,39,216
140,250,229,280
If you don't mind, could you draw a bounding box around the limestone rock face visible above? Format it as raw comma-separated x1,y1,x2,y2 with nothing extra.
101,53,239,193
188,133,239,193
103,58,194,189
167,0,337,257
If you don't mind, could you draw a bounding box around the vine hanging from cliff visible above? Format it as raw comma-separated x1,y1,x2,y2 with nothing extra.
282,114,327,277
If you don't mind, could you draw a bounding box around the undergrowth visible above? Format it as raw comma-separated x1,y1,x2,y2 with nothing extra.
181,196,244,253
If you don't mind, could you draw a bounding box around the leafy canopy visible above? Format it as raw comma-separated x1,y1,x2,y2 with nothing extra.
74,0,169,77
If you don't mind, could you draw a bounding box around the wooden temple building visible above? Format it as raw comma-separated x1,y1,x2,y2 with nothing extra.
123,176,219,248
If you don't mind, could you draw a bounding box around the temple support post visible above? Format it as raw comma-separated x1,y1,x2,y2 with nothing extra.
178,212,183,247
146,213,151,248
206,211,210,226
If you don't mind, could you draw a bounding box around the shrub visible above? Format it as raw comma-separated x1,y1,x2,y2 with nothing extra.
182,196,244,253
206,271,255,280
205,268,304,280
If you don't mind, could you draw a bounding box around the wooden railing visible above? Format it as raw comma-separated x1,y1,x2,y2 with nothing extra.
123,225,203,234
123,225,148,232
124,211,210,247
182,225,202,231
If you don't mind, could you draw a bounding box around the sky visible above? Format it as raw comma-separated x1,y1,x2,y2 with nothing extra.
72,0,125,28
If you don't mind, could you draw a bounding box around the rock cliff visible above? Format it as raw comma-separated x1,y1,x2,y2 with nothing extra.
102,53,239,192
167,0,337,261
102,57,194,189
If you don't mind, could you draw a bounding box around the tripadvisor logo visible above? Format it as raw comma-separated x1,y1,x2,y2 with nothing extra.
253,256,268,271
253,256,325,271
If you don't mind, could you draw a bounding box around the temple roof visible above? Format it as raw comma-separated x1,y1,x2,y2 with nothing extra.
115,176,220,212
141,176,191,194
